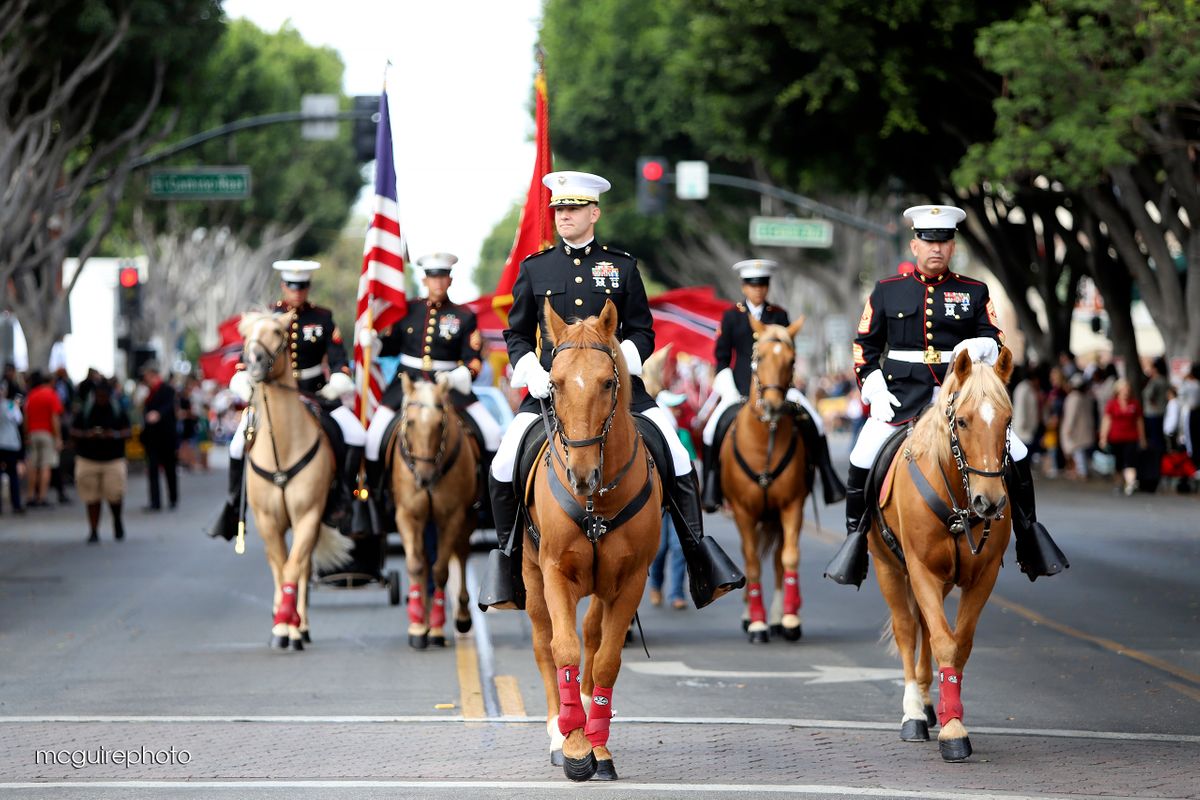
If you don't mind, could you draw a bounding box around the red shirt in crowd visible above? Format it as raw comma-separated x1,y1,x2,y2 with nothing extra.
24,384,64,435
1104,397,1142,444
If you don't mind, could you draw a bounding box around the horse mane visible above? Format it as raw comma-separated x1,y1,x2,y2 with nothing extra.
556,316,631,410
907,358,1012,466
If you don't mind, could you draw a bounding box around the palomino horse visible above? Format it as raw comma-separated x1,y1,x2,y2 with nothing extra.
388,373,477,649
721,316,807,643
239,312,352,650
870,346,1015,761
525,299,662,782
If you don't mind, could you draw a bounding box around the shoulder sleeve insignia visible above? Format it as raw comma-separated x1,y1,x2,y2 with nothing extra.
857,298,874,334
469,329,482,350
986,298,1000,328
853,342,865,365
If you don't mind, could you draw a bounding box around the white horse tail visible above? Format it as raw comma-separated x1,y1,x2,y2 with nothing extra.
879,587,921,658
312,524,355,573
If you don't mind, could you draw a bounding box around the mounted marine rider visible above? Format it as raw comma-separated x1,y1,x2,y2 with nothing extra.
478,170,744,611
824,205,1068,586
359,252,501,528
208,260,369,541
701,258,846,512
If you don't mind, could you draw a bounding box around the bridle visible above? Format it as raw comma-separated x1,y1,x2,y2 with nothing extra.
750,334,796,421
397,394,461,484
544,341,624,495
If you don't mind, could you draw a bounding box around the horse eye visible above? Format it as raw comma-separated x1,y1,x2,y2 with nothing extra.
957,419,968,429
604,379,614,390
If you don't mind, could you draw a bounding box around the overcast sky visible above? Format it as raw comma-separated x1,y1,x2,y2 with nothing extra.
223,0,544,302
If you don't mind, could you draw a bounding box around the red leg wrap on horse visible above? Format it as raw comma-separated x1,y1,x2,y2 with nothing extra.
747,583,766,623
407,586,424,625
557,665,586,736
937,667,964,726
273,582,300,626
783,570,801,616
585,686,614,748
430,588,446,629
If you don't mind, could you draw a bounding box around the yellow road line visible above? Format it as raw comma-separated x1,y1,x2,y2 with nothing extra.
494,675,527,717
456,636,486,719
1166,681,1200,704
992,594,1200,689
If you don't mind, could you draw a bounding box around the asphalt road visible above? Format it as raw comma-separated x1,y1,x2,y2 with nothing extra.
1,434,1197,799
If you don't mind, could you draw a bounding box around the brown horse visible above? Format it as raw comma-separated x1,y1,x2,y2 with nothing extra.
239,312,352,650
720,316,808,644
524,299,662,782
388,373,477,649
870,346,1015,761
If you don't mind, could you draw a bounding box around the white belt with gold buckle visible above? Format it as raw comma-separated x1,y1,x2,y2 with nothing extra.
887,348,950,365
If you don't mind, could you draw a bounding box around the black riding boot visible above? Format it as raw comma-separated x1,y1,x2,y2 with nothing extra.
476,450,496,529
364,458,396,535
816,434,848,505
206,456,244,541
1008,458,1069,581
477,473,525,611
669,468,745,609
824,465,869,587
701,441,723,513
341,445,372,535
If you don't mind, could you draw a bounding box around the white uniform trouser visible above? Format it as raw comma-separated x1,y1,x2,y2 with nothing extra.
364,400,502,461
491,406,693,483
227,404,366,459
849,415,1028,470
702,387,824,446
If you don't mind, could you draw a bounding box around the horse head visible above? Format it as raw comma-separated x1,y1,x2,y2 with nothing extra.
543,298,628,497
941,345,1015,520
239,312,291,385
748,315,805,422
398,372,451,489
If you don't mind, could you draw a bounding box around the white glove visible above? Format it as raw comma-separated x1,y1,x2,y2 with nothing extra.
619,339,643,376
356,327,381,352
229,370,253,402
511,352,551,399
860,370,901,423
952,337,999,366
712,368,740,403
319,371,354,401
446,365,472,394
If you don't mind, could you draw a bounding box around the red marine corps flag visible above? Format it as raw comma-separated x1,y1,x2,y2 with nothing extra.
493,55,554,323
354,85,408,423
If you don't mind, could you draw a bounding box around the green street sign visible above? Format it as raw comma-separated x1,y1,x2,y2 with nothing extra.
149,167,251,200
749,216,833,248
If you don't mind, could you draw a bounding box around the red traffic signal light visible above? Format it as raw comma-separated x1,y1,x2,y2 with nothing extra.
636,156,669,215
641,159,665,182
119,266,140,288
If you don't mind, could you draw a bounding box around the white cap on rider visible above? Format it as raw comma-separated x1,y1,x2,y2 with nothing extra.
416,252,458,277
272,260,320,284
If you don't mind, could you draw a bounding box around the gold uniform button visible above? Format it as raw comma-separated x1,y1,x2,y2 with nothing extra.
926,321,932,328
605,289,611,294
575,276,583,284
927,286,934,293
926,309,933,316
292,371,299,377
406,327,413,334
545,289,552,296
887,374,893,380
926,297,933,304
926,333,934,340
574,298,583,306
574,258,581,266
425,335,433,342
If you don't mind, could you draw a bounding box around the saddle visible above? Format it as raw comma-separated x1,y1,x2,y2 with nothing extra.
715,400,819,489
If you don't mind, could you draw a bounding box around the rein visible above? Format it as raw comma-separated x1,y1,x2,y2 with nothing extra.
733,334,800,503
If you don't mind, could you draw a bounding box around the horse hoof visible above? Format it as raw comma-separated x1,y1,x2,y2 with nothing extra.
429,635,446,648
748,629,770,645
550,749,563,767
900,719,930,742
270,635,289,650
939,736,972,762
409,633,429,650
925,704,937,728
779,624,802,642
456,617,472,634
593,758,618,781
562,751,597,782
289,637,304,652
301,630,311,644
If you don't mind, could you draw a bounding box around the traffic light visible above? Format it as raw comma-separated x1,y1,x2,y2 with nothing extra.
352,95,381,163
636,156,668,215
117,265,141,319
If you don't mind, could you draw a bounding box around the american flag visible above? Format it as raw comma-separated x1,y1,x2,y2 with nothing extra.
354,88,407,422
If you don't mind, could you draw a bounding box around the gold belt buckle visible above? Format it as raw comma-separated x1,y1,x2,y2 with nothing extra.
923,346,942,364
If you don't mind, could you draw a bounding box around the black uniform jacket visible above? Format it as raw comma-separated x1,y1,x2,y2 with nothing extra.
378,297,483,409
714,302,791,397
853,269,1003,424
272,301,348,395
505,240,655,414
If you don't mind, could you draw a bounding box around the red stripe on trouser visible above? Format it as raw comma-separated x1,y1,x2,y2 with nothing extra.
273,582,300,626
937,667,964,725
557,665,586,735
407,587,424,625
747,583,766,623
585,686,613,748
430,589,446,629
783,570,801,616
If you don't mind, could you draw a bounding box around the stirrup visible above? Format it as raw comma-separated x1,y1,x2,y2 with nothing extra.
824,527,869,587
1014,521,1068,582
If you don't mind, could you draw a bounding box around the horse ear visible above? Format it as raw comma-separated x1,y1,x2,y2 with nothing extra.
598,299,618,339
544,298,567,347
434,372,451,397
952,346,973,384
400,371,413,397
994,345,1014,385
749,314,765,335
785,314,806,339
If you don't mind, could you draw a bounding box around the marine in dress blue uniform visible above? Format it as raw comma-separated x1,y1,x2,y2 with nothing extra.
824,206,1067,586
